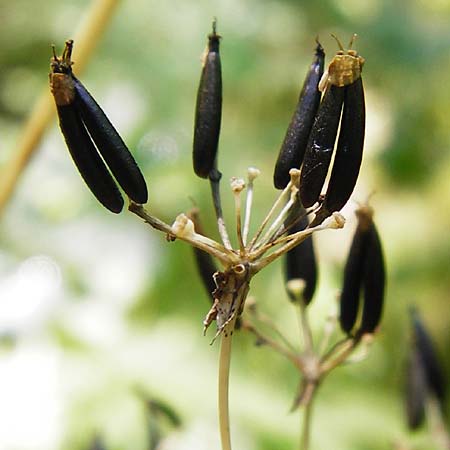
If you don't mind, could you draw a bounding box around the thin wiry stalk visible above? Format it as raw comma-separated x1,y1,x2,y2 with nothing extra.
209,172,232,250
242,168,259,247
128,202,234,266
248,171,298,251
231,178,245,255
255,185,298,250
300,386,317,450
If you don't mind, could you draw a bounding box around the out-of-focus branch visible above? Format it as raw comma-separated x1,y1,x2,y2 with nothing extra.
0,0,121,215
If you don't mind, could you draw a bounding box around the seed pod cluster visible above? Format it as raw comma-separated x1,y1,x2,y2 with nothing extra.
284,205,318,305
49,40,148,213
193,21,222,179
406,310,447,429
273,41,325,190
339,205,385,336
300,36,365,225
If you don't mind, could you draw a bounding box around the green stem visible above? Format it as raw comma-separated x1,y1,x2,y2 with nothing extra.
218,319,236,450
300,384,317,450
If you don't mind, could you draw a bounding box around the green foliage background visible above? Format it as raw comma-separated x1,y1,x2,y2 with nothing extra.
1,0,450,449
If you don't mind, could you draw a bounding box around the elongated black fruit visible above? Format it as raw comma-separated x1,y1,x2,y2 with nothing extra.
339,206,385,335
339,210,371,334
49,40,148,213
193,23,222,179
311,77,365,226
411,310,446,406
284,206,317,305
359,221,385,334
299,84,344,207
273,42,324,189
405,346,427,430
57,104,124,213
73,77,148,204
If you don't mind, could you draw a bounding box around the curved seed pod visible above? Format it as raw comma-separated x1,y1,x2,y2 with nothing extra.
56,104,124,213
311,77,365,226
358,220,385,334
73,76,148,204
273,41,325,190
284,205,317,305
299,84,344,207
193,21,222,179
411,310,446,407
339,207,372,334
405,345,427,430
188,208,218,302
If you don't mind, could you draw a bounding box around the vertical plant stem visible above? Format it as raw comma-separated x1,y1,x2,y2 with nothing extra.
300,387,316,450
0,0,121,214
218,325,234,450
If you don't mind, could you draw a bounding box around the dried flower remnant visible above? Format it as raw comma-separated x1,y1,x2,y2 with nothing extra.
193,19,223,179
339,205,385,335
49,40,148,213
300,35,365,223
273,41,325,189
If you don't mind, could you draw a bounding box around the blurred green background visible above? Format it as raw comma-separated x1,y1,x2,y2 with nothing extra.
1,0,450,449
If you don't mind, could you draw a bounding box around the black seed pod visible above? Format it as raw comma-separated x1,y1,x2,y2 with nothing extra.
49,40,148,213
411,310,446,407
188,209,218,302
405,344,427,430
273,41,325,190
339,206,385,335
56,103,124,213
73,77,148,204
339,208,371,334
299,84,344,207
359,220,385,334
311,77,365,226
193,22,222,179
284,206,317,305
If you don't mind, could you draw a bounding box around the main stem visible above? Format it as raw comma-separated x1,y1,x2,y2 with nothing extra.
218,321,236,450
300,386,316,450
